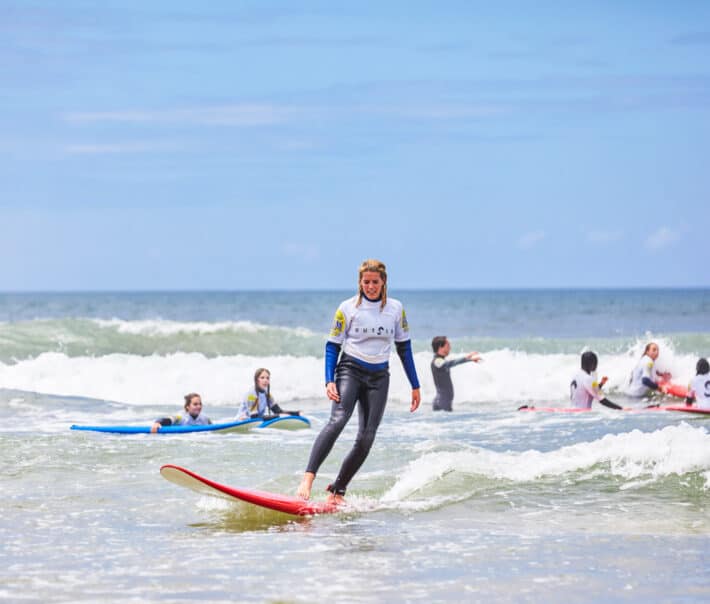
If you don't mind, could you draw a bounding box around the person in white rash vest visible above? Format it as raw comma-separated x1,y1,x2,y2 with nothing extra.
625,342,671,397
686,358,710,409
151,393,211,433
570,351,621,409
296,259,421,505
237,368,284,419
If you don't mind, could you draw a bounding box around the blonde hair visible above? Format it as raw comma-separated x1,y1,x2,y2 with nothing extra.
356,259,387,310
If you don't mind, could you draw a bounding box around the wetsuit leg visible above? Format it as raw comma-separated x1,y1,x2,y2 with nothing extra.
329,367,389,493
304,361,362,475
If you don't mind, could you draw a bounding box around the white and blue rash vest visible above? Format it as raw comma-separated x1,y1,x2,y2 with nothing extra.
689,374,710,409
236,389,277,419
325,295,419,388
626,354,656,397
570,370,604,409
156,412,211,426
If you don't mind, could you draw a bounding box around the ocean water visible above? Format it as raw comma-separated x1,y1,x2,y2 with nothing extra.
2,289,709,603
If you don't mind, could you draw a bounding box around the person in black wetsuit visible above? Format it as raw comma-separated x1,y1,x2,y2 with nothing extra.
296,259,421,505
431,336,481,412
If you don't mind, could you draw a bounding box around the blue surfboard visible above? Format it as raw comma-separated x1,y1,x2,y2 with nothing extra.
70,415,310,434
70,418,261,434
258,415,310,430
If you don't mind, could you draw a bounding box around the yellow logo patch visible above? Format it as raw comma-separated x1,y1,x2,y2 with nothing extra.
401,309,409,332
330,309,346,337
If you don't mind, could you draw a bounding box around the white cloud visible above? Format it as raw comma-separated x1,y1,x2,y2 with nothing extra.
645,227,679,251
518,230,545,249
64,104,296,127
63,142,178,154
587,230,622,243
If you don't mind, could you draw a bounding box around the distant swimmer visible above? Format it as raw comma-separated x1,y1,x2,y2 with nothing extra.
151,393,211,433
625,342,671,398
570,351,621,410
686,358,710,409
296,259,420,505
430,335,481,412
236,368,286,420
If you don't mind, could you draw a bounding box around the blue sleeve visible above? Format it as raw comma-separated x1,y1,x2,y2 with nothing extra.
395,340,420,389
642,377,658,390
325,341,341,384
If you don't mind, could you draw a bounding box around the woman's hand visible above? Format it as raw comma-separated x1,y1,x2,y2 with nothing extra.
326,381,340,403
410,388,421,412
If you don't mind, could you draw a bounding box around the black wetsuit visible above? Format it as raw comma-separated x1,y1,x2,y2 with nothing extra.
305,355,389,495
431,355,470,412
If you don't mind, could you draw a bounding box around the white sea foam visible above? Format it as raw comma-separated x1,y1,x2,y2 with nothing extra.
0,345,698,407
383,422,710,501
92,318,315,337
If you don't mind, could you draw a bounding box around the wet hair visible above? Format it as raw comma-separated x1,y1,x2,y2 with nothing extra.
355,259,387,310
581,351,598,374
432,336,448,353
697,358,710,376
183,392,201,410
254,368,273,403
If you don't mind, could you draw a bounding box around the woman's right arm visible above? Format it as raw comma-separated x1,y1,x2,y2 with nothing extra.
236,400,249,420
151,416,175,433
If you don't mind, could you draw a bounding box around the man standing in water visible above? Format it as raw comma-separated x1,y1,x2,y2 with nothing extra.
431,336,481,412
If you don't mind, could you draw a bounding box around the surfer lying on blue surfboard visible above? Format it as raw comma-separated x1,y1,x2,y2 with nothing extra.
151,392,211,433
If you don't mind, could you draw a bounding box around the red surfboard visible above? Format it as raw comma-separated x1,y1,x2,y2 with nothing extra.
519,404,708,414
518,406,594,413
657,379,690,399
663,405,710,415
160,464,340,516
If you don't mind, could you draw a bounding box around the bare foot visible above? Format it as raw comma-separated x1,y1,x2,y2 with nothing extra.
326,492,345,506
296,472,315,500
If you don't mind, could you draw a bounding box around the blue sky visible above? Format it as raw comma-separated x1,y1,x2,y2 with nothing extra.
2,1,709,290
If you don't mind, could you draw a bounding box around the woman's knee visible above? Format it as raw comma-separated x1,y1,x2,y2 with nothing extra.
354,430,378,453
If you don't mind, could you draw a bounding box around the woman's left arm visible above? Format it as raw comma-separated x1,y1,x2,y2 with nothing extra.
396,340,421,412
410,388,421,412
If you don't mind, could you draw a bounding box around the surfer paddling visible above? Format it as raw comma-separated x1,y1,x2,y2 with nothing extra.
297,259,421,505
151,393,211,433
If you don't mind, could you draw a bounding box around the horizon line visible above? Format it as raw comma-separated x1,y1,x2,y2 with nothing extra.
1,285,709,295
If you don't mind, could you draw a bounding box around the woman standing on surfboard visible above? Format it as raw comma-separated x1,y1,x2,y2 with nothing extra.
297,259,421,504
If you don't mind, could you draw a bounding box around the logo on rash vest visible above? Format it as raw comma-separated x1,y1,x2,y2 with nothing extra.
401,309,409,332
247,394,258,412
330,309,346,337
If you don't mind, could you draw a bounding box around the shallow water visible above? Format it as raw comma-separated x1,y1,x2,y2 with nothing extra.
2,290,709,602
